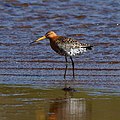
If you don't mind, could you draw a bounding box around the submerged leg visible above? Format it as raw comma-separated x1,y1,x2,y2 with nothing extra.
70,56,75,79
64,55,68,79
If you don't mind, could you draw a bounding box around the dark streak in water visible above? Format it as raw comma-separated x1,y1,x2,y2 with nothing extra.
0,73,120,77
0,67,120,71
15,60,120,64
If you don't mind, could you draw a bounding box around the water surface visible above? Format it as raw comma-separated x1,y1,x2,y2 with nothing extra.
0,0,120,120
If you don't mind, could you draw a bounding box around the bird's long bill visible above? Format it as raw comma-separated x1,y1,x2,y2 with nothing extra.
30,36,46,44
35,36,46,42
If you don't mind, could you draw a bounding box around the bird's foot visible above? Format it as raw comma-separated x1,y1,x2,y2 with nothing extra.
62,87,76,92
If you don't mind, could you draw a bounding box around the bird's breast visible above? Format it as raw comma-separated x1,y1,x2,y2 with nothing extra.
50,40,65,56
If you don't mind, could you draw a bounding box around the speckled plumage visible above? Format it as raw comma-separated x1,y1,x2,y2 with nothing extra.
49,36,92,56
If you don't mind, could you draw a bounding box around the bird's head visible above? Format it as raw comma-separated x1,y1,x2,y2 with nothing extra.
30,31,57,44
45,31,57,39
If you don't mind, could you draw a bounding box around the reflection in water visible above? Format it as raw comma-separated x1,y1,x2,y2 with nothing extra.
35,90,90,120
48,98,87,120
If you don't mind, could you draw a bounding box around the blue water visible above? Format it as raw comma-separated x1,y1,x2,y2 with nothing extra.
0,0,120,94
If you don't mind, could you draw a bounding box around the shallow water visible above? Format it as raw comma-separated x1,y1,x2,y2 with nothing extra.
0,85,120,120
0,0,120,120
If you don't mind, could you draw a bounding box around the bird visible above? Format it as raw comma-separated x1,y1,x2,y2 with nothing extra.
31,31,93,79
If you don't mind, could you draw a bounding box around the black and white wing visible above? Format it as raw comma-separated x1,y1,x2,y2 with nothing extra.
57,37,93,56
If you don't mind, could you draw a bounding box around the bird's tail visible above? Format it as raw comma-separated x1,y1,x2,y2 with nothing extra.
81,45,93,50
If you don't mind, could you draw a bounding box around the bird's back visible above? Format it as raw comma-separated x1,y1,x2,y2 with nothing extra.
54,36,92,56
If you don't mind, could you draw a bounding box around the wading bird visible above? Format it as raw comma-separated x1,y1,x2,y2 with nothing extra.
31,31,92,79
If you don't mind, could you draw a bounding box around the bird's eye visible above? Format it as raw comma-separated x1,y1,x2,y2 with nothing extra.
48,33,52,36
47,34,50,36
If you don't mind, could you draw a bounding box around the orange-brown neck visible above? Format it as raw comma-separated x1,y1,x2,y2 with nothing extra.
49,36,64,56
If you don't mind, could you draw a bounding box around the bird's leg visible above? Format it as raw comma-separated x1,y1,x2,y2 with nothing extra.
64,55,68,89
70,56,75,79
64,55,68,80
